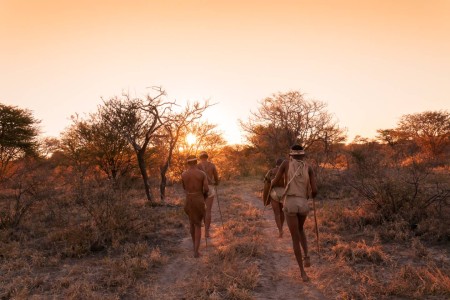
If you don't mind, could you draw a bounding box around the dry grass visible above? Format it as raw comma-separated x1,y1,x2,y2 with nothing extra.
309,194,450,300
177,191,264,300
332,240,389,264
1,176,449,299
385,264,450,298
0,183,181,299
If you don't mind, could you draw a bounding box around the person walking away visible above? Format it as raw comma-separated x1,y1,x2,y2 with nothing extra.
264,158,286,237
197,151,219,238
271,145,317,282
182,155,209,258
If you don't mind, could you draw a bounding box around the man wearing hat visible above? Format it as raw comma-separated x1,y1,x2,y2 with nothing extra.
271,144,317,282
197,151,219,238
181,155,209,258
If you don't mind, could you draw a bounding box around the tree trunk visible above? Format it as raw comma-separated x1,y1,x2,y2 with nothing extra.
137,150,153,203
160,163,168,202
159,146,174,202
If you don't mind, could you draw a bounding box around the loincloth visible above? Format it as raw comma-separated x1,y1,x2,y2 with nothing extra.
283,195,310,216
270,187,285,203
184,192,206,226
206,185,216,198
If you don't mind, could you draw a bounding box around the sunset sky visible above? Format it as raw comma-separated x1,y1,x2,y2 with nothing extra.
1,0,449,144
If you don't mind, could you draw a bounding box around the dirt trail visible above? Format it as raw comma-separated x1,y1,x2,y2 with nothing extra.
154,195,224,299
241,185,328,300
155,183,328,299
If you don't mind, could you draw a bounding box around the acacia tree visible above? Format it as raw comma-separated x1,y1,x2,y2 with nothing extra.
240,91,346,167
157,102,211,201
185,121,226,157
165,121,225,183
0,103,40,179
38,137,61,159
215,144,263,179
61,112,134,184
377,110,449,161
100,88,172,203
398,110,449,158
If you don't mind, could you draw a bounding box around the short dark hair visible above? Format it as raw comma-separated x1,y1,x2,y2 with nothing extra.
276,158,284,166
291,144,304,151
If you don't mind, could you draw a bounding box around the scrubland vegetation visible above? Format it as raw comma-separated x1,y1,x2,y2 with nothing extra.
1,91,448,299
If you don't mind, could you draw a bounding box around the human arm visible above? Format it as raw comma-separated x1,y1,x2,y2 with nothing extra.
202,172,209,199
213,164,219,185
271,160,287,186
181,172,186,190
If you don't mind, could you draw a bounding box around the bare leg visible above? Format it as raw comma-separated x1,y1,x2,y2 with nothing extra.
286,213,309,281
204,196,214,238
280,202,285,233
190,222,195,248
194,224,202,258
271,199,283,237
297,214,310,267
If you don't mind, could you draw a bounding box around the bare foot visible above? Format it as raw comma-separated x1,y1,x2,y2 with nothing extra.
303,256,311,268
194,252,202,258
301,271,310,282
278,230,283,238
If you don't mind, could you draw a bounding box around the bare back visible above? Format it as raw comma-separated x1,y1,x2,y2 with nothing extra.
272,158,318,198
197,160,219,185
182,167,209,195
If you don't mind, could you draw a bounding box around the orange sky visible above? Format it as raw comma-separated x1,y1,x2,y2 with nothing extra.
1,0,449,144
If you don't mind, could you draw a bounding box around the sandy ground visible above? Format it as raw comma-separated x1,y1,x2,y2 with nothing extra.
241,185,328,300
154,182,329,299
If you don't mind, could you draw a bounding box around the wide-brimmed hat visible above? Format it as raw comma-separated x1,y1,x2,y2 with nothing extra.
186,155,197,162
199,151,208,158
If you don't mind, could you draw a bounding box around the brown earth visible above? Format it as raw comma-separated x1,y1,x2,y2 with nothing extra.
152,180,329,299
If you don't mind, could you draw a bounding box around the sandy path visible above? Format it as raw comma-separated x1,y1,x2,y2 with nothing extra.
154,195,224,299
155,183,328,299
241,184,328,300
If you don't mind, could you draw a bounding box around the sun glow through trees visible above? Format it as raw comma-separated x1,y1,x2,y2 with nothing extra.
186,133,197,146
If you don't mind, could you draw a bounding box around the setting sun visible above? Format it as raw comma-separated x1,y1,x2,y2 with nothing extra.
186,133,197,146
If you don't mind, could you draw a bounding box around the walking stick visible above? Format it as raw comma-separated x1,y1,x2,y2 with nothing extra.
214,186,225,229
312,197,320,256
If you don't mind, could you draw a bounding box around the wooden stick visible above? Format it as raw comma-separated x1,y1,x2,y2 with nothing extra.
312,197,320,256
214,186,225,229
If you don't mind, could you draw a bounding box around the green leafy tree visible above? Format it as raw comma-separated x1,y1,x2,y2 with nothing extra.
0,103,40,179
61,111,134,183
